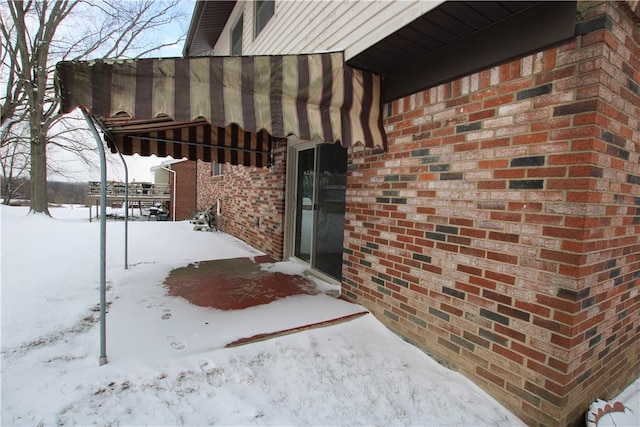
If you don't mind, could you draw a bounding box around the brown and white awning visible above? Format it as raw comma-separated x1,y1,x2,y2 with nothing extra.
55,52,387,168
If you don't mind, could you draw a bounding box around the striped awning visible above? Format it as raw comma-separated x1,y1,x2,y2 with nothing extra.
55,52,387,168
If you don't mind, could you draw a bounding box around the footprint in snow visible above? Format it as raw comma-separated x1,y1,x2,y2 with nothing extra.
161,309,172,320
199,359,216,374
200,360,225,387
167,336,186,350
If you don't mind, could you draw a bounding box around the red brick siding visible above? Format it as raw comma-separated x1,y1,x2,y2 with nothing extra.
172,161,197,221
343,2,640,426
196,140,287,259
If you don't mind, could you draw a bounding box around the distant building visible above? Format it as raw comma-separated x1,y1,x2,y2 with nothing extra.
151,158,197,221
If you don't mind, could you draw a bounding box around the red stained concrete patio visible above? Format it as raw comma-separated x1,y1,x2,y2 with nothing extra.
163,255,367,346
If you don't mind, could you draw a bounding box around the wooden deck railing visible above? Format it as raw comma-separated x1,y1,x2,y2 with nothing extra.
87,181,171,199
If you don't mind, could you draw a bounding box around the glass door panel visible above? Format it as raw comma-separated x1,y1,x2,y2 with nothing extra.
294,148,315,262
313,143,347,280
291,143,347,281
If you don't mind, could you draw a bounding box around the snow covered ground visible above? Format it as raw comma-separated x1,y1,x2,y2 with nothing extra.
0,205,635,426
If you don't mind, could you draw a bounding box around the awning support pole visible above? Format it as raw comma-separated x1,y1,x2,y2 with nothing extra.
114,146,129,269
81,108,108,366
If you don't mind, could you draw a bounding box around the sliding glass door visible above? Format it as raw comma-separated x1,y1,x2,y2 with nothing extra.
292,142,347,281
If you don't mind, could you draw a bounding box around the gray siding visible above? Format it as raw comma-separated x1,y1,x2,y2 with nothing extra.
208,0,443,59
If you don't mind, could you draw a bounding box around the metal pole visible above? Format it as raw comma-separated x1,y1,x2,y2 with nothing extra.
81,108,108,366
115,148,129,269
160,164,177,221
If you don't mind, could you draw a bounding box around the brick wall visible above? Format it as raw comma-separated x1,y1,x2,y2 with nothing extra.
342,2,640,425
196,140,288,259
190,1,638,424
172,161,197,221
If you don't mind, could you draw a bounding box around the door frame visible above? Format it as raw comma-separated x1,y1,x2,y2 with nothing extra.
284,136,343,284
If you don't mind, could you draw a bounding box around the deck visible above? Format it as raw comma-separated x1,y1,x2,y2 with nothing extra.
87,181,172,221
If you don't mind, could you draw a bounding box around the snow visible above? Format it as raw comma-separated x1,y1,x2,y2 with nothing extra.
594,378,640,427
0,205,633,426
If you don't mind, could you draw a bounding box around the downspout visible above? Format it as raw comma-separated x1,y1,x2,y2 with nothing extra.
161,164,176,221
114,146,129,269
81,108,108,366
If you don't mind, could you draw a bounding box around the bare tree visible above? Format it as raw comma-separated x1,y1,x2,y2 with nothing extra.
1,0,186,215
0,17,26,130
1,118,31,204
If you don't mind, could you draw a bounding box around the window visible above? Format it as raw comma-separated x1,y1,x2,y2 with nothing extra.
254,1,275,38
211,161,224,177
231,15,243,55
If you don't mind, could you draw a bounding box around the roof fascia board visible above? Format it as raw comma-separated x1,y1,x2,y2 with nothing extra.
183,1,206,57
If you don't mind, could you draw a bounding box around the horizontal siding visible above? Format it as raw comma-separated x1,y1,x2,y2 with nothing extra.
343,1,442,60
253,0,331,54
209,0,443,59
